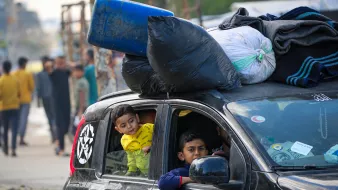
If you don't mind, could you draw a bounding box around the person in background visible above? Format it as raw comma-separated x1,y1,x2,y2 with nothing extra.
36,56,57,143
0,60,20,157
14,57,35,146
0,67,2,148
84,49,98,105
0,100,2,148
111,51,128,91
50,56,71,156
212,126,231,160
72,64,89,133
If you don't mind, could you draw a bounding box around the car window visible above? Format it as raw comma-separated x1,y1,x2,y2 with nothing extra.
167,109,226,172
105,108,157,178
227,92,338,168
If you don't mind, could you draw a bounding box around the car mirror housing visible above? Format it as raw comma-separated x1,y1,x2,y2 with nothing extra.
189,156,230,185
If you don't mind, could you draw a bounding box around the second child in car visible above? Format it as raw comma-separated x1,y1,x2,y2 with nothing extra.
158,131,209,190
111,104,154,177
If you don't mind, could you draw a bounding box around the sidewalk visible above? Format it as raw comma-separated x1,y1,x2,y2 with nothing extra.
0,104,72,190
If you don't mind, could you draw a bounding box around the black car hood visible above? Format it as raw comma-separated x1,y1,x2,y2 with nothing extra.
277,170,338,190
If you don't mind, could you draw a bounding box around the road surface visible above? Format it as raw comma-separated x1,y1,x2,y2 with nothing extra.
0,104,72,190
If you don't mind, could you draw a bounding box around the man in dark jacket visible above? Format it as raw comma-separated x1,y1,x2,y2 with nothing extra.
36,56,56,143
50,56,71,156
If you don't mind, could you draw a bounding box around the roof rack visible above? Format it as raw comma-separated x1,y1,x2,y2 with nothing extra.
98,89,136,101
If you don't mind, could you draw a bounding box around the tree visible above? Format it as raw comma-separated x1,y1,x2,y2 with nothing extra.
135,0,256,17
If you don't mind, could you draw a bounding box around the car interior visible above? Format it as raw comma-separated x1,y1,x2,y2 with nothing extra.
233,98,338,165
168,109,224,171
105,109,157,175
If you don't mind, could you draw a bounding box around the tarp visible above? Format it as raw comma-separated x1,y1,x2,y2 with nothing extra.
192,0,338,29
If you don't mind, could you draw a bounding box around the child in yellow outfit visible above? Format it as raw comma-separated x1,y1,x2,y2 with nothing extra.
111,104,154,177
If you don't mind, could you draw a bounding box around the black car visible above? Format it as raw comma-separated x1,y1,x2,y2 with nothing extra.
64,80,338,190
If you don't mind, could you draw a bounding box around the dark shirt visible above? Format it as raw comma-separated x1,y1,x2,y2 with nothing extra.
50,69,71,116
84,64,98,105
158,164,190,190
36,71,53,98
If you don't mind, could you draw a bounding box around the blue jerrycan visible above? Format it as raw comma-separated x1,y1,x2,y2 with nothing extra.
88,0,174,56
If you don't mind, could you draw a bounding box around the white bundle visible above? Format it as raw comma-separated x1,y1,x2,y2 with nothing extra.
209,26,276,84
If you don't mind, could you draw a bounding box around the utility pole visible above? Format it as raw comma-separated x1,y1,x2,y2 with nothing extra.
157,0,167,9
1,0,16,63
147,0,153,6
60,1,88,64
181,0,203,27
79,1,86,64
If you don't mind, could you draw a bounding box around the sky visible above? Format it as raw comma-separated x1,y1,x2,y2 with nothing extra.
20,0,91,21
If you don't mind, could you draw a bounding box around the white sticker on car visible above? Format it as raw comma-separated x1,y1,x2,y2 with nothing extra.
291,141,313,156
77,124,95,164
312,93,332,102
251,115,266,123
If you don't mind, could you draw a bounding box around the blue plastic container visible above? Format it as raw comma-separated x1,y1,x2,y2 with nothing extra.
88,0,174,56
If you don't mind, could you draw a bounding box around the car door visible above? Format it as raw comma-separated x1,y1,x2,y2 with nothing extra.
153,99,251,190
88,99,166,190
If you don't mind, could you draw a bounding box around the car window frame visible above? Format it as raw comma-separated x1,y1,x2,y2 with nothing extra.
99,99,166,185
162,99,251,189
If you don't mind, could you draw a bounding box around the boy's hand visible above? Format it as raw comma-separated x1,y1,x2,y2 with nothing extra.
181,177,194,185
142,146,151,155
212,150,227,158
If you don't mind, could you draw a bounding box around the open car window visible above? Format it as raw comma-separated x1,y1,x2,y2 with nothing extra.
105,108,157,177
168,109,226,171
227,92,338,168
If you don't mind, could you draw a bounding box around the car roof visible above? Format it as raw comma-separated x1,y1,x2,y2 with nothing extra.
100,80,338,103
218,80,338,102
93,79,338,119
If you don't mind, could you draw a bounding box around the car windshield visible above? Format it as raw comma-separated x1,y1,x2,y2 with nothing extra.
227,92,338,168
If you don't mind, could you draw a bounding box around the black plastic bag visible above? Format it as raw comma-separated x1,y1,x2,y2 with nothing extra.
147,16,241,92
122,54,166,95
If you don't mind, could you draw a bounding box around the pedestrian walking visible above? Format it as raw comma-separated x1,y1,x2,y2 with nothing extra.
0,60,20,157
84,49,98,105
0,68,2,148
0,104,2,148
72,64,89,134
111,51,128,91
50,56,71,156
36,56,57,143
14,57,35,146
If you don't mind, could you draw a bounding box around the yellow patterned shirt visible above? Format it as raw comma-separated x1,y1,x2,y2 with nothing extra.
121,123,154,152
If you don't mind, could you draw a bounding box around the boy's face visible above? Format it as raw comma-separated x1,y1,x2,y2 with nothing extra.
178,139,208,165
55,58,66,69
44,61,53,71
115,113,140,135
73,69,84,79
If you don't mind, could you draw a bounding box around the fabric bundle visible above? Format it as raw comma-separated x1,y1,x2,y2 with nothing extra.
219,7,338,87
209,26,276,84
272,42,338,87
259,6,338,30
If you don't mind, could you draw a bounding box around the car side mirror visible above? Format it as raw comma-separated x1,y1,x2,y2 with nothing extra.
189,156,230,185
